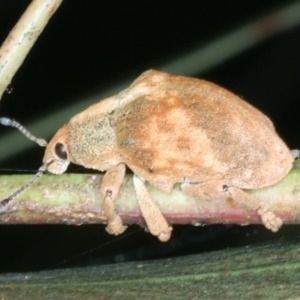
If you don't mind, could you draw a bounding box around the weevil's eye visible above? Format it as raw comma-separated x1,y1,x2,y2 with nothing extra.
55,143,67,160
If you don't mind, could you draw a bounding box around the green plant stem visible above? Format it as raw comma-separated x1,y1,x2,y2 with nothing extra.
1,163,300,227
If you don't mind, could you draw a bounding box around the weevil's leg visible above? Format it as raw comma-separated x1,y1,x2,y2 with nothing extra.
291,149,300,159
181,181,282,232
100,163,127,235
133,175,172,242
225,186,282,232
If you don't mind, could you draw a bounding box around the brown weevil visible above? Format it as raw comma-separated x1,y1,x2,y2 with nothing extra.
1,70,298,242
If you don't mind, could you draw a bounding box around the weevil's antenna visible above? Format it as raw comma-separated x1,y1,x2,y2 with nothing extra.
0,117,48,147
0,118,49,210
0,163,50,210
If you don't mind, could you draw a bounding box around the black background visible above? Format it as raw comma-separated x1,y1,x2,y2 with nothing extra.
0,0,300,272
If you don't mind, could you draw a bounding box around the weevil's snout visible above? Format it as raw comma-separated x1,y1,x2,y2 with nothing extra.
43,125,71,174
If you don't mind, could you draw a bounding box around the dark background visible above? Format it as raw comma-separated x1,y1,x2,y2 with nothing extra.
0,0,300,272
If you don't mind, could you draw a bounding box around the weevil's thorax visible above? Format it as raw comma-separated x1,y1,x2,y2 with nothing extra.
67,109,122,171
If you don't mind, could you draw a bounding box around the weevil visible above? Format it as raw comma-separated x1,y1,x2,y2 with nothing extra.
0,70,298,242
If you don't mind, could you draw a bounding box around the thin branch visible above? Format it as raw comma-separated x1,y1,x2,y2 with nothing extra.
0,0,63,100
1,163,300,228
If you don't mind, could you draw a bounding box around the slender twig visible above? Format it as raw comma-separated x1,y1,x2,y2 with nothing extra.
0,0,63,100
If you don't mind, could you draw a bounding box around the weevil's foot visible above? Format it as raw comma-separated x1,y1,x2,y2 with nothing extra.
258,208,283,232
157,226,173,242
105,215,128,236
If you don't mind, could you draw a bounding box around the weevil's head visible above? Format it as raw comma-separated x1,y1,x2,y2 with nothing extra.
43,124,71,174
0,124,72,209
